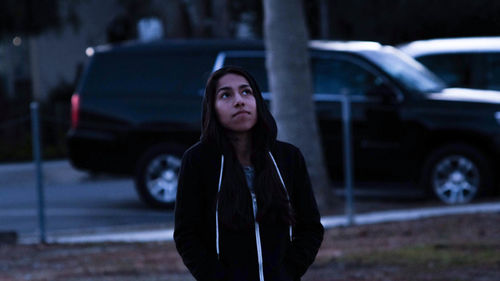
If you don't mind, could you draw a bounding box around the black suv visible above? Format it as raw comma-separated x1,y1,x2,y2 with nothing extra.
68,39,500,208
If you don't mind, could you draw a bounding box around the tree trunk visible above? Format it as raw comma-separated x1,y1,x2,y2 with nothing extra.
159,0,189,37
211,0,230,38
182,0,208,37
319,0,330,38
263,0,333,211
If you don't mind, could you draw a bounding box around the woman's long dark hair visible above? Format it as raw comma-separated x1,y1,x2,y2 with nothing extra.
201,66,294,230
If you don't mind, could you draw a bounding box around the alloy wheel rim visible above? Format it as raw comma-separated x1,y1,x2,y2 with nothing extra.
432,155,479,204
145,154,181,204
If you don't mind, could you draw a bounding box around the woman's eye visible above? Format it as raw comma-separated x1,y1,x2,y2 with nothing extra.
220,92,230,99
242,89,252,95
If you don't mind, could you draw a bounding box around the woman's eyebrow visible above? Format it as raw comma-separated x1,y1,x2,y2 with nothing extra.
216,86,231,94
216,84,251,94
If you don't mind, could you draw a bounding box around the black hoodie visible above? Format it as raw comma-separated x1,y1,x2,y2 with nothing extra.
174,140,324,281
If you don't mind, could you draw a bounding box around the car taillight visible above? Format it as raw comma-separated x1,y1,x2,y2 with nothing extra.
71,93,80,128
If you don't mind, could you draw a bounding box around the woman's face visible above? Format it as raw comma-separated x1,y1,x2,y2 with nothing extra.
215,73,257,134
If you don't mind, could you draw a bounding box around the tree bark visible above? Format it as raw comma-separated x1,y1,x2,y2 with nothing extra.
182,0,208,37
319,0,330,38
160,0,189,37
211,0,230,38
263,0,333,211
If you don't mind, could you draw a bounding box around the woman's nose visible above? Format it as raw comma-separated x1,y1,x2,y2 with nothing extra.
234,93,245,106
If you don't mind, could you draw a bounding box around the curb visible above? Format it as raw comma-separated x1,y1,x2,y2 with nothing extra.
320,201,500,227
22,201,500,245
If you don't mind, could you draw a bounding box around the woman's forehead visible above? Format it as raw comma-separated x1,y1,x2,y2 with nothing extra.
217,73,250,89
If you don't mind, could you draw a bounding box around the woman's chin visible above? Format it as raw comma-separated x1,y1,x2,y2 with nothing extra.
225,125,254,135
226,122,256,133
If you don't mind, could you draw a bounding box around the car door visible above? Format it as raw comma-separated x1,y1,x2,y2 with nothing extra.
312,53,408,183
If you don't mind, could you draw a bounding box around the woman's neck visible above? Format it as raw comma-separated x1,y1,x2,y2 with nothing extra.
227,132,252,166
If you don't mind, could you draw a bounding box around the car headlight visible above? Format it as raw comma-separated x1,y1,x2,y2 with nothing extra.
496,111,500,125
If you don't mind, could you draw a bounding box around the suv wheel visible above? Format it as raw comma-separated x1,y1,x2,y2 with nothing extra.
422,143,492,204
135,144,183,209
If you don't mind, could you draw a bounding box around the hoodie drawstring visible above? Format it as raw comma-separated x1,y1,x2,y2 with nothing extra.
214,152,293,265
215,155,224,259
268,152,293,241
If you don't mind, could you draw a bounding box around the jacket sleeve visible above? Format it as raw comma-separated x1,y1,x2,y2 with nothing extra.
174,150,226,281
284,148,324,278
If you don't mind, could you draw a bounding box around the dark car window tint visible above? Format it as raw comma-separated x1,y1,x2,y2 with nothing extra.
313,58,377,95
82,53,212,97
417,54,470,88
225,56,379,96
224,57,269,92
485,53,500,90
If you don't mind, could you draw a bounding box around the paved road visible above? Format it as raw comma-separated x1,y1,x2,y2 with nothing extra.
0,160,173,239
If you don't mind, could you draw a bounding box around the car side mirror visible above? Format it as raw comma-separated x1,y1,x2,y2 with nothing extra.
367,83,399,104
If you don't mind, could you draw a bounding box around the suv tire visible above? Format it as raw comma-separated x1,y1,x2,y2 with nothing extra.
422,143,492,204
134,144,184,209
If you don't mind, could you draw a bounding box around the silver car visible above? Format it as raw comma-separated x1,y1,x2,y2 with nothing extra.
398,37,500,91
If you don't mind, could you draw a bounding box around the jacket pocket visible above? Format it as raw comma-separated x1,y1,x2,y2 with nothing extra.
277,262,297,281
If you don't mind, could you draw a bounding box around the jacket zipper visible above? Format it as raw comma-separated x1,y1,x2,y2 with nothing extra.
251,191,265,281
216,153,290,280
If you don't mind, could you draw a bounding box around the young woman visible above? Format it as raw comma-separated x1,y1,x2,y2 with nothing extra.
174,66,324,281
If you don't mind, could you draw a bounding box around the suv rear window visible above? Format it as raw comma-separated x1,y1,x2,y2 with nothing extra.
81,52,213,97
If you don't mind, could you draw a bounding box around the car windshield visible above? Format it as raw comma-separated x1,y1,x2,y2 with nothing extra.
362,47,446,93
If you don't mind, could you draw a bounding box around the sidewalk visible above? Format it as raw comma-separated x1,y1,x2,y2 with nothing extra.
28,201,500,244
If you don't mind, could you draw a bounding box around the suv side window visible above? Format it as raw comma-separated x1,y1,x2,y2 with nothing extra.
417,54,471,88
224,55,380,97
313,58,378,96
224,57,269,92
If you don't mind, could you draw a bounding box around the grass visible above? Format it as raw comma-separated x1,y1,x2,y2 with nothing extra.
343,243,500,268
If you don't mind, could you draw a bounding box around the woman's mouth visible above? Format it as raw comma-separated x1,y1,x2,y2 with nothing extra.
233,110,250,117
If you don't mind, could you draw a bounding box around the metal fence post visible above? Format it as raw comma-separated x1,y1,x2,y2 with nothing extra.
30,102,46,243
341,93,355,226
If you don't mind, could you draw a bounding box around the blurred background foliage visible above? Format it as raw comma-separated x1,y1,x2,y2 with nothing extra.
325,0,500,44
2,0,500,47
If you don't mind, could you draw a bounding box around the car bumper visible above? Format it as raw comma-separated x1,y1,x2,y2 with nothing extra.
67,129,131,174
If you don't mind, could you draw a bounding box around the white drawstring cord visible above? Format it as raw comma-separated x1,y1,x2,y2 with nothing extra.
215,152,292,264
268,152,293,241
215,155,224,259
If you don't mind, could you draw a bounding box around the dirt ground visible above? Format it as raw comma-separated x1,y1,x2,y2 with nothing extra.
1,212,499,281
